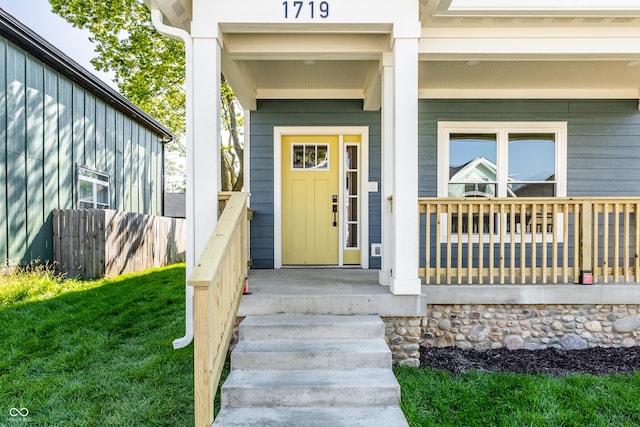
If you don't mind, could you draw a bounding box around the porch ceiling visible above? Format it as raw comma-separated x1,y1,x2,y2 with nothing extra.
224,56,640,110
146,0,640,109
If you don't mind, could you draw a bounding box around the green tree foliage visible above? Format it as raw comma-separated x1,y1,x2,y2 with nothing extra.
221,75,244,191
49,0,243,192
50,0,186,137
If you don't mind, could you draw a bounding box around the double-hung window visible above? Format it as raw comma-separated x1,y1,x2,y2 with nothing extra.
437,121,567,240
77,166,110,209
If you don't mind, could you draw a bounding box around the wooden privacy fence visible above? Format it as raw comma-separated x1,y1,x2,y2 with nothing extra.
53,209,185,278
419,197,640,285
189,192,250,427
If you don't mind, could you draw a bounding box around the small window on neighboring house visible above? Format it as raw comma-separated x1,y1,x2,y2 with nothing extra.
77,166,110,209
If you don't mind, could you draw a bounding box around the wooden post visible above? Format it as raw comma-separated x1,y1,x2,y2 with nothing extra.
580,201,593,284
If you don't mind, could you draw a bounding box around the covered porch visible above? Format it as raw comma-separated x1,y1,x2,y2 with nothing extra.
144,0,640,299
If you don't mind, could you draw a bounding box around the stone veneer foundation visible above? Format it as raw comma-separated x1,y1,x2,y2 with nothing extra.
383,304,640,367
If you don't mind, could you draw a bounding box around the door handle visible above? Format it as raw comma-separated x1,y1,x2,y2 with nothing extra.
332,195,338,227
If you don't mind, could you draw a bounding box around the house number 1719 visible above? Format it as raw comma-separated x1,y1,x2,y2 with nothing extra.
283,1,330,19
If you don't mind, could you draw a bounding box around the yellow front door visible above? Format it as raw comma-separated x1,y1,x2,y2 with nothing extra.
282,135,339,265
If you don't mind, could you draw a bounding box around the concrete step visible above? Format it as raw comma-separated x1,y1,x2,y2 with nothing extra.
213,406,410,427
231,338,391,370
239,292,426,316
216,314,409,426
221,369,400,408
239,314,385,340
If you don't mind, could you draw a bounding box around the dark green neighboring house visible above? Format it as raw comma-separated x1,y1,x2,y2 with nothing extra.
0,8,172,266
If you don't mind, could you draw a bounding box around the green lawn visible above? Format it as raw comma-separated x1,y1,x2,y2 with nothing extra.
0,264,194,426
3,264,640,426
395,365,640,427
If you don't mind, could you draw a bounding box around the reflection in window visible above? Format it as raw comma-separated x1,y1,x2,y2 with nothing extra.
448,134,497,197
508,133,555,197
292,144,329,170
78,166,110,209
447,132,557,198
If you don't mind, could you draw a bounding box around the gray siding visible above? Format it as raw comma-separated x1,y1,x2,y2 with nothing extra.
418,99,640,197
250,100,382,269
0,39,165,266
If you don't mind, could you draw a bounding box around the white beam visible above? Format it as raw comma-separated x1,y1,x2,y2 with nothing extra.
224,33,389,60
221,52,257,111
420,27,640,58
256,88,365,99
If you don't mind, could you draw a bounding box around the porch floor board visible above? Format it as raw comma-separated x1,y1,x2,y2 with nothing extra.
239,269,427,317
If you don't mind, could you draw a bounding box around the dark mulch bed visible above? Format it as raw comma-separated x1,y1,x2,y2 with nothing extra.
420,346,640,376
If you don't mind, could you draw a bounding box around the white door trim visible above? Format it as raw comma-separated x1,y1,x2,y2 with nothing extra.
274,126,369,269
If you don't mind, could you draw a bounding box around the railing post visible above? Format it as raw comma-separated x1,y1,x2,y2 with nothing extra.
580,201,593,284
193,284,215,427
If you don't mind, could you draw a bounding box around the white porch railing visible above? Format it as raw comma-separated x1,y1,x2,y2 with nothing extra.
189,192,250,427
419,197,640,285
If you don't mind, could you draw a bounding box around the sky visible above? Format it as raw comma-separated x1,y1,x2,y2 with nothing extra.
0,0,116,87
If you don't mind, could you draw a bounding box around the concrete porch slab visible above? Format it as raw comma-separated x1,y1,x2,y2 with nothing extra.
239,269,427,317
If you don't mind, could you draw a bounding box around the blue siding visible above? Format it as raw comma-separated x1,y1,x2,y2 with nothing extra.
251,99,640,271
418,99,640,197
0,37,165,266
418,99,640,272
250,100,382,269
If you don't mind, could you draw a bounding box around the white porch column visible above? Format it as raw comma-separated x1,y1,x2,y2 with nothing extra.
191,36,221,258
379,52,394,286
390,30,421,295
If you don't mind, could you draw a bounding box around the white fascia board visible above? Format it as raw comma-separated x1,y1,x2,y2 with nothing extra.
420,28,640,58
219,23,393,34
206,0,417,27
444,0,640,16
420,88,640,99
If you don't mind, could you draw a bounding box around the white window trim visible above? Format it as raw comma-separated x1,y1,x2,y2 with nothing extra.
77,165,111,209
437,121,567,243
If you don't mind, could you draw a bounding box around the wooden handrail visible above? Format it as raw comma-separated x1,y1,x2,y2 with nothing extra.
189,192,250,427
419,197,640,285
